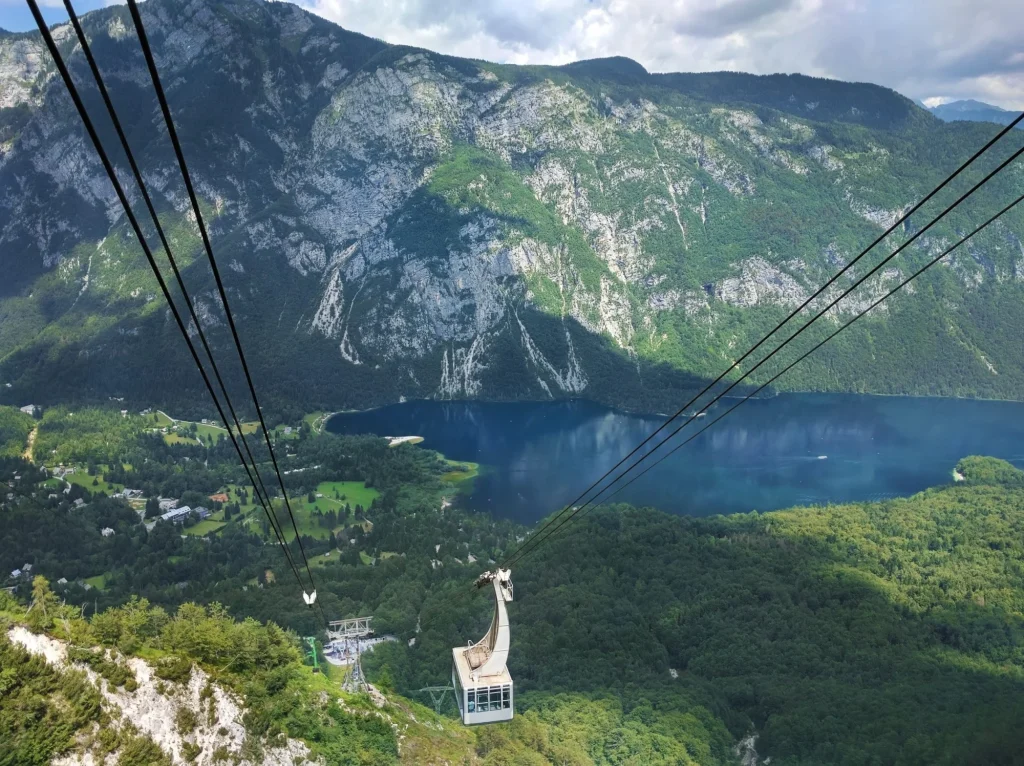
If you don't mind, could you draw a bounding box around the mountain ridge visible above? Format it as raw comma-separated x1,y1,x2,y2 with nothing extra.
928,98,1022,129
1,0,1023,418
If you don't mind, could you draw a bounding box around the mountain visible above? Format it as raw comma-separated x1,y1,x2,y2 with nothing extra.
929,99,1022,128
1,0,1024,418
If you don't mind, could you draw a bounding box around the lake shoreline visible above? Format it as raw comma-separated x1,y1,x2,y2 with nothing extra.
323,389,1024,430
324,395,1024,522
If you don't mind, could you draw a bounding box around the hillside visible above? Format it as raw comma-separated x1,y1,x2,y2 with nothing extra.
3,400,1024,764
1,0,1023,417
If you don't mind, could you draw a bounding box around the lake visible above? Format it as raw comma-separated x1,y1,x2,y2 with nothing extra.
326,395,1024,524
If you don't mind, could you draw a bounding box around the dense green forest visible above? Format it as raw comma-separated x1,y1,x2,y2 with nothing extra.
3,403,1024,764
0,405,32,458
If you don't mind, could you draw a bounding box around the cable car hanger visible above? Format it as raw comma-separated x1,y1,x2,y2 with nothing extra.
452,569,514,725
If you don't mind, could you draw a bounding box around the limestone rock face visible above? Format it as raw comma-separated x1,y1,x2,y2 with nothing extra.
9,626,312,766
2,0,1022,408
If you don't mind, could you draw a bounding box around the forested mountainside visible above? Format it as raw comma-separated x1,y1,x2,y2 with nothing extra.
3,401,1024,764
2,0,1024,417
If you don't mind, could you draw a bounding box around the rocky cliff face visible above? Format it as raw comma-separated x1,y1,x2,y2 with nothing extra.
9,626,312,765
1,0,1023,412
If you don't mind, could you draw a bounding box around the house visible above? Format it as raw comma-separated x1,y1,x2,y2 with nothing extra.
209,493,229,504
120,410,128,417
193,507,212,520
283,426,293,435
22,564,32,573
160,506,192,525
158,498,179,511
73,498,85,508
101,527,115,537
10,569,21,579
48,493,58,500
19,404,37,416
57,577,68,586
115,489,144,500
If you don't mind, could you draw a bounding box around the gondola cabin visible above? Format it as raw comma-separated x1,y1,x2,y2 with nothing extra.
452,568,514,724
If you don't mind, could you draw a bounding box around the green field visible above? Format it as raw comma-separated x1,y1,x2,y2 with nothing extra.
440,459,479,483
149,411,174,427
221,484,259,513
162,431,200,446
272,423,301,440
182,520,226,536
195,422,227,441
65,468,123,496
304,411,333,434
277,481,380,541
83,574,107,590
156,414,259,446
309,551,338,568
313,481,378,509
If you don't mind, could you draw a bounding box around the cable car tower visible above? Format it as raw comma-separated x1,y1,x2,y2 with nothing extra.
452,569,514,725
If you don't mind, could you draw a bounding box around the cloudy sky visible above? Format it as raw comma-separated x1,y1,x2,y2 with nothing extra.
3,0,1022,109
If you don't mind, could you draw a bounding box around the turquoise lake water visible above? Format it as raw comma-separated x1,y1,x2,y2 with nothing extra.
326,395,1024,523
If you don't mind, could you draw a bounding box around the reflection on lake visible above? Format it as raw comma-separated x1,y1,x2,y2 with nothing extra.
326,395,1024,524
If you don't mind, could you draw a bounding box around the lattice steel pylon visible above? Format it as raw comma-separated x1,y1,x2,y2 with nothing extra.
415,685,454,716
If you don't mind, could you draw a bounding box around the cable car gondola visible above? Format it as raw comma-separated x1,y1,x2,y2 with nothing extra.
452,568,514,724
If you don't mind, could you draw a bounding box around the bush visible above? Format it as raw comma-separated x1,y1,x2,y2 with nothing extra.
153,656,192,684
181,742,202,763
175,705,198,736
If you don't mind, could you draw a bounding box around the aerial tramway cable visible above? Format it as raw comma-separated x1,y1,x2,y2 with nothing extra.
28,0,307,611
501,112,1024,566
502,121,1024,569
60,0,297,585
124,0,328,624
511,189,1024,562
26,0,324,629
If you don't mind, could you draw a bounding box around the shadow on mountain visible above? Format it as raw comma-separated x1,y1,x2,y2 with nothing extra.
0,249,754,420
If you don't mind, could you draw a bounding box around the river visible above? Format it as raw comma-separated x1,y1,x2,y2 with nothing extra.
325,395,1024,523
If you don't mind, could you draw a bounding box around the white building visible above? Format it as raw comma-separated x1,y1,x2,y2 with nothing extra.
160,506,192,525
101,527,115,537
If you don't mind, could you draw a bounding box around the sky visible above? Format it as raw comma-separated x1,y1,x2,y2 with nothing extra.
2,0,1022,110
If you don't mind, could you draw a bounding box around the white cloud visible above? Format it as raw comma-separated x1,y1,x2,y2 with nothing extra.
293,0,1024,110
